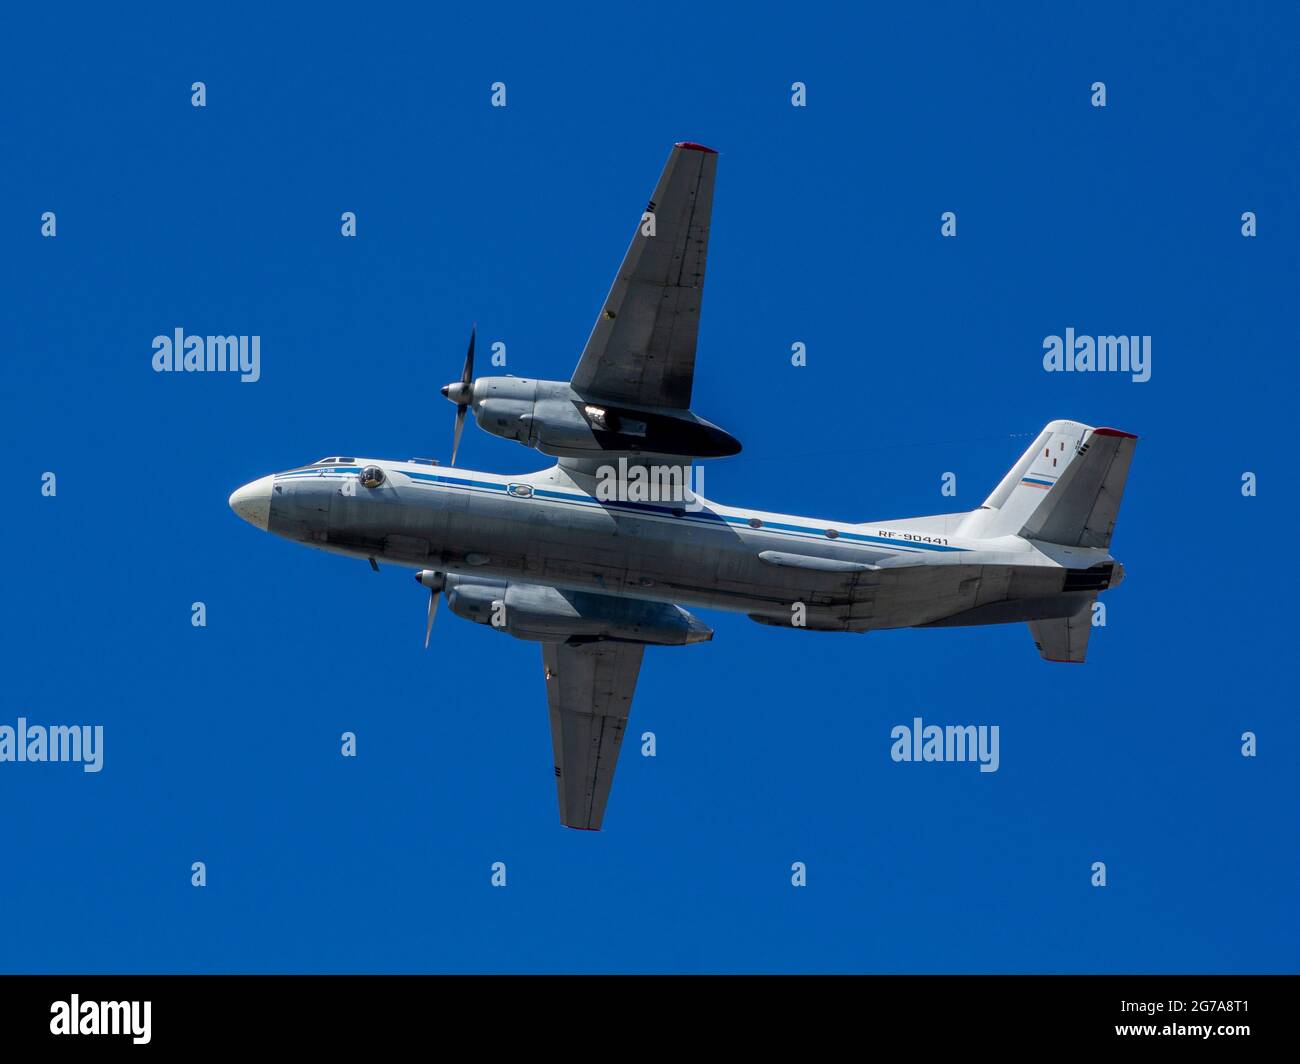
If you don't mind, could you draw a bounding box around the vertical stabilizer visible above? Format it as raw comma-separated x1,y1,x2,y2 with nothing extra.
959,422,1137,546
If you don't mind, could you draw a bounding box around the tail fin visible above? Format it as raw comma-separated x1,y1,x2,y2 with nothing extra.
958,421,1137,546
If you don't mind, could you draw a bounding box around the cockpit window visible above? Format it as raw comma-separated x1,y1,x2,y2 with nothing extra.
360,465,385,488
313,457,339,465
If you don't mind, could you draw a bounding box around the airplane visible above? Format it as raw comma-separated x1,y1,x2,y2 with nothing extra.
229,142,1137,831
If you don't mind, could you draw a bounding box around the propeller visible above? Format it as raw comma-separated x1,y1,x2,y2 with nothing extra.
415,570,447,648
440,325,476,465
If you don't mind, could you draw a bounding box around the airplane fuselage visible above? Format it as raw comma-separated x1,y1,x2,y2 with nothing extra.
248,459,1121,633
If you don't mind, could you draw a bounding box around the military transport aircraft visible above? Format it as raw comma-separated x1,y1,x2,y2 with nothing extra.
229,142,1136,830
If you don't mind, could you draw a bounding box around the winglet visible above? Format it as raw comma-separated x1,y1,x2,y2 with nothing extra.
675,141,718,154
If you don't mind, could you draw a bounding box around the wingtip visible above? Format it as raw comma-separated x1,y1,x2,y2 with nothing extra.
675,141,718,154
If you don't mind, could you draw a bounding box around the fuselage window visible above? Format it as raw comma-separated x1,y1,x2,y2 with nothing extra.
360,466,385,488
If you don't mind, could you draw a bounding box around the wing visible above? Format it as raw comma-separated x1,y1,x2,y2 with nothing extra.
542,640,646,830
570,142,718,411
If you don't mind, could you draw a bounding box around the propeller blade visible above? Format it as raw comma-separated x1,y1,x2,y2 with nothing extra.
451,404,467,466
424,587,439,649
461,324,476,386
442,324,477,464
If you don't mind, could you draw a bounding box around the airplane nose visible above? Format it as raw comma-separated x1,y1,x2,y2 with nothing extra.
228,475,275,530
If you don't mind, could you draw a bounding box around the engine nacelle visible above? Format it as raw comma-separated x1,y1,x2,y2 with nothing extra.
445,576,712,645
467,376,740,460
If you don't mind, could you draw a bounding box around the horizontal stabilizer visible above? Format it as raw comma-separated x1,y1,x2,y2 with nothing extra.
1027,599,1094,663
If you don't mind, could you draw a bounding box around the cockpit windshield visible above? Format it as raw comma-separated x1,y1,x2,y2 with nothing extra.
312,457,356,466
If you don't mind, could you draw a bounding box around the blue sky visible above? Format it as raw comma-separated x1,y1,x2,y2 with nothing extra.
2,2,1296,973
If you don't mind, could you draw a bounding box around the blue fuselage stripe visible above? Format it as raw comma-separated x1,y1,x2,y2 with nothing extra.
397,470,970,553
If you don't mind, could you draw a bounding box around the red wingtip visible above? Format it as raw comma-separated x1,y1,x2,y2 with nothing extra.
675,141,718,154
1092,427,1139,440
